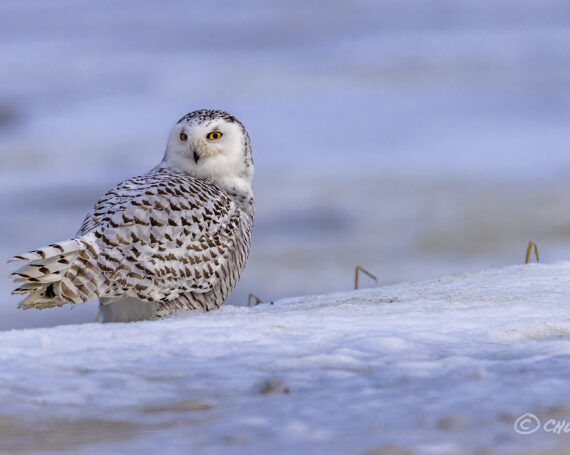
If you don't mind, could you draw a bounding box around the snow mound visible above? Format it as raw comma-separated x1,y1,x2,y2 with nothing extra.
1,263,570,454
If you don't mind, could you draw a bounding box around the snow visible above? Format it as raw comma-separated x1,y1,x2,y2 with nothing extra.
1,263,570,454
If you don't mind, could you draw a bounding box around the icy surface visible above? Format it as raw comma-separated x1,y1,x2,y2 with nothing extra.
1,263,569,454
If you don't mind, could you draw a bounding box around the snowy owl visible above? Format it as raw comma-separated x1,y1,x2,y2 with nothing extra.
9,109,255,322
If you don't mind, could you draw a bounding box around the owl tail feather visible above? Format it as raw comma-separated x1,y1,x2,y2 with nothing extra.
9,239,81,310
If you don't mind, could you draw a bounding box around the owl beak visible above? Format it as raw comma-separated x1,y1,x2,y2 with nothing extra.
193,150,200,164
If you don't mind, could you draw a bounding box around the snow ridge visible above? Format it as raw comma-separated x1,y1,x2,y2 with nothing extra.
1,263,569,454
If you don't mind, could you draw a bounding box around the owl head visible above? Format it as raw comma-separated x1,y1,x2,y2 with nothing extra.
161,109,254,194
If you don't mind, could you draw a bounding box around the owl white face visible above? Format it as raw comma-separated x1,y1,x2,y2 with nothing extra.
161,110,254,194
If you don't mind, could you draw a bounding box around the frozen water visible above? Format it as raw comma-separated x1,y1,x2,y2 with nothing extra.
0,263,569,454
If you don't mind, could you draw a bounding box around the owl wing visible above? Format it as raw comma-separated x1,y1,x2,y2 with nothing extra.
66,170,241,303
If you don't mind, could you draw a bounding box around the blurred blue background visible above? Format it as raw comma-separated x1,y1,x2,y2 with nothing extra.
1,0,570,330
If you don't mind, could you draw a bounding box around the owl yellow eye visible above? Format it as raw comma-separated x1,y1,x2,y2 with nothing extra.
207,131,222,140
180,132,188,141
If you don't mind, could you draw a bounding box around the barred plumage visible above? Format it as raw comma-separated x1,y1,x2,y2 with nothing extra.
9,109,255,322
